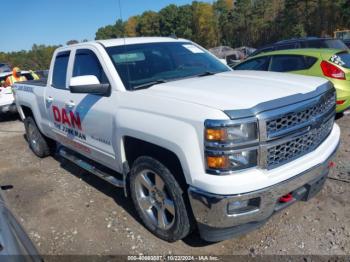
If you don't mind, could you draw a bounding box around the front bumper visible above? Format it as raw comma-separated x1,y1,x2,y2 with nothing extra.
188,144,338,242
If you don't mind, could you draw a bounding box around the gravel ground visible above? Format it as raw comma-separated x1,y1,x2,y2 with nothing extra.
0,113,349,256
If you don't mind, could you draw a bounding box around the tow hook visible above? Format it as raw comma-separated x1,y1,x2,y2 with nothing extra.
328,161,336,168
279,193,293,203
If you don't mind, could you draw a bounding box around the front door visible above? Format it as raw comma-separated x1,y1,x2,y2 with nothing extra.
45,48,117,170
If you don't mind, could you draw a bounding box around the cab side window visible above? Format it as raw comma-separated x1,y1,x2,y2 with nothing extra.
73,49,109,84
234,56,270,71
52,51,70,89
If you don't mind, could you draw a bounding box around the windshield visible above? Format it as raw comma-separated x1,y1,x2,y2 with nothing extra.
106,42,230,90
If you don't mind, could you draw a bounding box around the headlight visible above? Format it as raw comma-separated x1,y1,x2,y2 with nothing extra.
205,122,258,144
205,119,259,174
228,149,258,170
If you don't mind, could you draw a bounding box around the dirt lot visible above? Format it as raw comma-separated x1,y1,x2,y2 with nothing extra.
0,113,349,256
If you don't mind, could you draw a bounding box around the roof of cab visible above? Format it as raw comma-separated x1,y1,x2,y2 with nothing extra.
55,37,192,53
97,37,190,47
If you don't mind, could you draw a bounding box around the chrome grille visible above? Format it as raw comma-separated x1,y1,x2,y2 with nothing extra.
259,89,336,170
266,91,335,137
266,116,334,169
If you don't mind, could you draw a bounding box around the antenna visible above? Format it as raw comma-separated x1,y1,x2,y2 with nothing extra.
118,0,125,41
118,0,131,90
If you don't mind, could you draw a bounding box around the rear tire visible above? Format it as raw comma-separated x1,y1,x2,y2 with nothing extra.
24,117,53,158
129,156,191,242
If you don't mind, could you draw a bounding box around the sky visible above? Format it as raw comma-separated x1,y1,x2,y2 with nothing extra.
0,0,211,53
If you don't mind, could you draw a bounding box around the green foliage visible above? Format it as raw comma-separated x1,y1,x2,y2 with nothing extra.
0,44,59,70
92,0,350,48
175,5,194,39
192,2,219,47
3,0,350,69
95,19,125,40
137,11,160,36
125,16,139,37
66,40,79,45
159,4,179,36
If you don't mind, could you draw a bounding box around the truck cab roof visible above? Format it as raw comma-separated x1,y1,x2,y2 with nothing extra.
61,37,190,51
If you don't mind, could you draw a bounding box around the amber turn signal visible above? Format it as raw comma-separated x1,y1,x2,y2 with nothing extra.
205,128,227,141
207,156,230,169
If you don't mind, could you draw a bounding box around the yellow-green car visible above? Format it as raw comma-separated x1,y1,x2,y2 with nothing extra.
233,48,350,112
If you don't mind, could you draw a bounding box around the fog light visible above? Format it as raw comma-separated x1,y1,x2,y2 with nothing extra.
228,200,249,212
227,198,260,215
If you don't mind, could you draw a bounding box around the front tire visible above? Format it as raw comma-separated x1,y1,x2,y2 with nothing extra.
24,117,52,158
129,156,191,242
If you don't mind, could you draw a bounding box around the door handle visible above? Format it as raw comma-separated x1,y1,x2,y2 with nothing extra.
46,96,54,103
65,100,75,108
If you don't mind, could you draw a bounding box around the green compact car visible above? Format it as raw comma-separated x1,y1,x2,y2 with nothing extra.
233,48,350,112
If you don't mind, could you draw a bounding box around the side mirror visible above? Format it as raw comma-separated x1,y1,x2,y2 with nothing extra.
69,75,110,96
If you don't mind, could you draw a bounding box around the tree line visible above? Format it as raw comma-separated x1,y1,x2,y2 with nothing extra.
96,0,350,48
1,0,350,71
0,44,59,71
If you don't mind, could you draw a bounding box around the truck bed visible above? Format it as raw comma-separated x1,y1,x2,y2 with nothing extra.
19,78,47,87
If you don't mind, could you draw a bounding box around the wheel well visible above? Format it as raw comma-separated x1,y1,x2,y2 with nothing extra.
21,106,34,118
124,136,188,191
124,137,196,231
20,105,55,148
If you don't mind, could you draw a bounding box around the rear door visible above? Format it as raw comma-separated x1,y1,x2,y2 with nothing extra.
45,48,117,169
45,51,71,133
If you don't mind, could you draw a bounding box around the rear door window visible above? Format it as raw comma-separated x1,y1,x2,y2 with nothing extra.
234,56,270,71
73,49,109,84
52,51,70,89
330,52,350,69
269,55,317,72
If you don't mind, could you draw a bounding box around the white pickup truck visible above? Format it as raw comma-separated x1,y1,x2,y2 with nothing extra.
13,37,340,242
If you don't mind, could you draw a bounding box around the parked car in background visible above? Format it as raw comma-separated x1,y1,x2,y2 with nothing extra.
0,63,11,73
34,70,49,79
342,39,350,48
250,37,348,57
0,187,41,260
209,46,256,67
0,72,17,114
233,48,350,113
334,29,350,48
0,70,41,114
0,70,40,85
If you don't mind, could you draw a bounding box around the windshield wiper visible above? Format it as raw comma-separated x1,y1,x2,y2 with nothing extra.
196,71,217,77
133,79,167,90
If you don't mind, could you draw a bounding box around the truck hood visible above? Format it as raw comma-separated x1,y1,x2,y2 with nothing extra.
145,71,328,111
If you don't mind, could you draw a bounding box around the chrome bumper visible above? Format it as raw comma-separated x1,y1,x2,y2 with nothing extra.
188,145,338,231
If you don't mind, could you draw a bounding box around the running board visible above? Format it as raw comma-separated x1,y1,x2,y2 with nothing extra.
59,148,125,188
